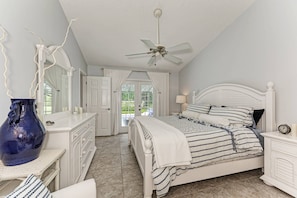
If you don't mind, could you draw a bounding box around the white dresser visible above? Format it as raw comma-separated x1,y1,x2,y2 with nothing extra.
43,112,96,189
261,132,297,197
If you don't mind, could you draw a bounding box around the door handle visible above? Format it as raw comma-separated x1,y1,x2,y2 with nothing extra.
104,108,111,110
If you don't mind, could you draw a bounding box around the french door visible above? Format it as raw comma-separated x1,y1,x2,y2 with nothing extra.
119,81,154,132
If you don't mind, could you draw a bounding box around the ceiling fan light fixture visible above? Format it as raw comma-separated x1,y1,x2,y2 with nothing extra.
125,8,192,67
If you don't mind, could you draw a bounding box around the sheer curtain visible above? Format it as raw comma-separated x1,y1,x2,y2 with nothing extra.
44,65,64,113
104,69,132,135
147,72,169,116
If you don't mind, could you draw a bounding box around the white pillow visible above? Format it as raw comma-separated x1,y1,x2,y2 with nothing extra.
5,174,52,198
199,114,230,126
182,110,200,119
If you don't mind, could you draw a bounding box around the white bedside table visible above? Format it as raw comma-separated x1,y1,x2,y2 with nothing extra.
260,132,297,197
0,149,65,196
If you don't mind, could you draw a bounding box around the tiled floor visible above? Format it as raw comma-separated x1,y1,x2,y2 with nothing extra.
86,134,292,198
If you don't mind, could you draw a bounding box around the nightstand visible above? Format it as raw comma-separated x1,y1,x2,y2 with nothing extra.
260,132,297,197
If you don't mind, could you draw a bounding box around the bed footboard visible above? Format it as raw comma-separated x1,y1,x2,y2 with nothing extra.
128,119,154,198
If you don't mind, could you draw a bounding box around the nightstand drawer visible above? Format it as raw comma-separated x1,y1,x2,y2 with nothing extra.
271,139,297,157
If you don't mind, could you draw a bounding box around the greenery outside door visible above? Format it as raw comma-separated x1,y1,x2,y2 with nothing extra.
120,81,154,132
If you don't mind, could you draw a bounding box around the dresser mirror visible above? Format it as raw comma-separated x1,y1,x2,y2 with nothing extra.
36,45,75,120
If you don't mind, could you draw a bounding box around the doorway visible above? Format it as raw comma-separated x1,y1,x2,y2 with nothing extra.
119,81,154,132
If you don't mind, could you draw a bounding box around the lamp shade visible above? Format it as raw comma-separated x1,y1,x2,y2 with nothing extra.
176,95,186,104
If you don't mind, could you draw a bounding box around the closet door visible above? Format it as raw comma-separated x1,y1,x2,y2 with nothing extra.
87,76,111,136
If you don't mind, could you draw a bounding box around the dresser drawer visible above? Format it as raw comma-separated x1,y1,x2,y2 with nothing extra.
81,132,94,159
271,139,297,158
81,148,93,171
71,123,88,142
81,131,89,146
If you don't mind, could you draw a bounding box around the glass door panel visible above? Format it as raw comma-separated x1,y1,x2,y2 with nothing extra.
121,83,135,127
140,84,153,116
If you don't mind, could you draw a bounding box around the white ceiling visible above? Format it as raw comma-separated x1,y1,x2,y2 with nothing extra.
59,0,256,72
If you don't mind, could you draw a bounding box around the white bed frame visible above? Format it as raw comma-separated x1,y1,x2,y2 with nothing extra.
128,82,276,198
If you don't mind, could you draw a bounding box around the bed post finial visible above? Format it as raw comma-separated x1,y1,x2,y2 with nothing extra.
266,81,276,131
144,140,152,154
267,81,274,91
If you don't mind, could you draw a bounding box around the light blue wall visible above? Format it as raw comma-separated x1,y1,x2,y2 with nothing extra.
0,0,87,123
180,0,297,125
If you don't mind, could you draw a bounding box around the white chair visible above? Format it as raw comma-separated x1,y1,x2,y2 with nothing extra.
2,177,96,198
52,179,96,198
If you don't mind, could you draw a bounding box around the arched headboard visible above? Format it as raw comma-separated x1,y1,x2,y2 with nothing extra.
192,82,275,132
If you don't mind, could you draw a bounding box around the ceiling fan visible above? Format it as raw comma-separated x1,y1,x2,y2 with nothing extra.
126,8,192,66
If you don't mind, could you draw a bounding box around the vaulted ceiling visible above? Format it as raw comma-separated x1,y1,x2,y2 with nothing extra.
59,0,256,72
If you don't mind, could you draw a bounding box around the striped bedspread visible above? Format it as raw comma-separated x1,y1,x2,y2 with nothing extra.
140,116,263,197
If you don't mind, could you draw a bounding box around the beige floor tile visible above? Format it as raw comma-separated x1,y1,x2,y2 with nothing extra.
96,184,124,198
122,165,143,183
90,155,122,171
121,153,138,167
92,167,122,187
123,180,143,198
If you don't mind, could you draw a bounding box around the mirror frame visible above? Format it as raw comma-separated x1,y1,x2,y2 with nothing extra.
36,44,75,121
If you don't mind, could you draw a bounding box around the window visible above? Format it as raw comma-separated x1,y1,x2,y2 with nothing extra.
44,82,53,115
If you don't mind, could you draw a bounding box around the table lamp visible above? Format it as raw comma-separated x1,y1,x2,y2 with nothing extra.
176,95,186,113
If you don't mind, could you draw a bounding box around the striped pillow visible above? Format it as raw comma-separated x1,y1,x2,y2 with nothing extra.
6,174,52,198
209,106,253,127
187,104,211,114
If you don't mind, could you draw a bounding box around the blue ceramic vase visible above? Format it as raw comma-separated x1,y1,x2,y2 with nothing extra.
0,99,45,166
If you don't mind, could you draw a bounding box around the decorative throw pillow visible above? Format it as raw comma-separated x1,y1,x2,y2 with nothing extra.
186,104,211,114
5,174,52,198
253,109,265,125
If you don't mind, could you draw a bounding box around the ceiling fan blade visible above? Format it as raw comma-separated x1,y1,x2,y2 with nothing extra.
141,39,157,49
148,55,156,66
163,53,182,64
166,42,192,52
126,51,152,56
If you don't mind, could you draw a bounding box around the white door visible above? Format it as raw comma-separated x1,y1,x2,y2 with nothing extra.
87,76,111,136
119,81,154,132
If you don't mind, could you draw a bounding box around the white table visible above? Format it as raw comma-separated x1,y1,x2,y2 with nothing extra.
0,149,65,196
